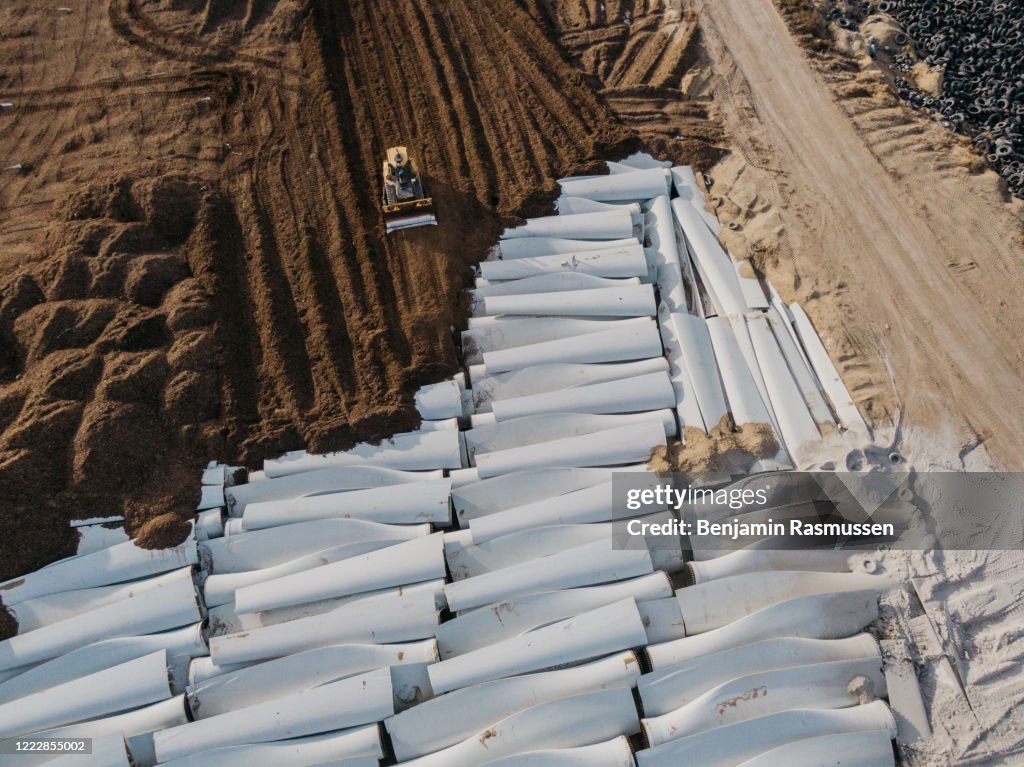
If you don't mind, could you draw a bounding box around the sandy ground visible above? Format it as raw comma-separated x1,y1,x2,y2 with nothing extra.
694,0,1024,469
691,1,1024,762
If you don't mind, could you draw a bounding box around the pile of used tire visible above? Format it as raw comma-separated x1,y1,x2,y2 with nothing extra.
872,0,1024,196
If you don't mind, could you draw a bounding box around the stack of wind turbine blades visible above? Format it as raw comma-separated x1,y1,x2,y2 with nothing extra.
634,701,896,767
463,316,653,367
225,466,445,517
558,167,671,202
0,565,203,673
0,526,198,605
386,652,643,763
478,243,648,281
449,465,649,526
470,358,668,413
490,237,640,260
500,210,637,241
638,634,883,718
0,153,898,767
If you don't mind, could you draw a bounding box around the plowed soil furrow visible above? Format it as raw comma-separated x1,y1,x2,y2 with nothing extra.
543,0,722,164
411,1,492,199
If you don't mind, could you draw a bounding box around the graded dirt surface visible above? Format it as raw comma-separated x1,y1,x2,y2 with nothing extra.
542,0,725,167
0,0,649,580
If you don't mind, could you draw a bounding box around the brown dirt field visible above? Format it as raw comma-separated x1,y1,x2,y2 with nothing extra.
540,0,725,167
0,0,659,582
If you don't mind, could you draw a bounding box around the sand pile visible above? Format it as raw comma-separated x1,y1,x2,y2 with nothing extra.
648,416,779,477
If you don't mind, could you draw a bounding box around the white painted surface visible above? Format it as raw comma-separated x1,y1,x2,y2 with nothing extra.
158,730,381,767
240,479,452,529
153,669,393,763
437,574,672,657
482,285,656,318
687,548,856,584
427,598,648,694
502,210,635,240
493,238,639,260
415,380,465,420
0,623,205,702
210,590,438,665
387,652,641,762
472,358,668,413
490,371,675,422
481,322,664,374
466,482,641,543
670,313,729,429
705,315,772,427
443,539,654,612
646,590,880,669
481,245,648,280
472,274,641,300
559,167,670,201
473,420,666,479
747,314,821,463
398,688,640,767
0,650,171,738
448,525,615,579
0,528,197,605
189,640,437,718
789,303,868,435
634,701,895,767
225,466,442,516
0,572,200,671
675,570,888,634
734,729,896,767
9,566,195,633
639,634,881,717
233,534,446,614
465,317,652,364
478,737,635,767
642,658,886,746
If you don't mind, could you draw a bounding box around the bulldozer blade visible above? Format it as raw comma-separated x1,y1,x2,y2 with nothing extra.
386,212,438,233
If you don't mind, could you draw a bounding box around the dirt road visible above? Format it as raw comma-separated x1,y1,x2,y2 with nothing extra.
696,0,1024,468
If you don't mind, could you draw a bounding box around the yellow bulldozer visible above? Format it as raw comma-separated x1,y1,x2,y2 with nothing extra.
382,146,437,233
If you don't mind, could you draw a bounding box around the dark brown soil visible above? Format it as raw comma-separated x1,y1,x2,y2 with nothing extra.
0,0,662,581
0,605,16,641
540,0,727,166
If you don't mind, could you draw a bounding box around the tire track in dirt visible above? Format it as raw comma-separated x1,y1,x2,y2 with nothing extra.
543,0,725,162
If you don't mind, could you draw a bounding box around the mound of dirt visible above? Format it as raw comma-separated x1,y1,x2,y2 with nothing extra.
0,173,221,579
648,416,779,477
542,0,726,166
